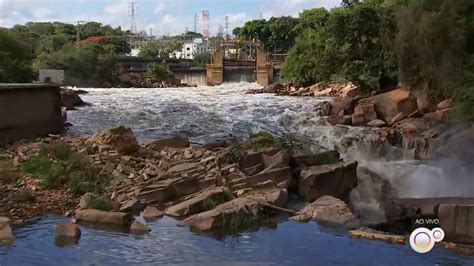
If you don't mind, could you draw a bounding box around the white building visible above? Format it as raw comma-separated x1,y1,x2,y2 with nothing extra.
181,38,208,60
38,69,64,85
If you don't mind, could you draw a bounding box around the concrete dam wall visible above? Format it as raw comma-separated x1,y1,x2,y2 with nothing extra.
0,84,63,144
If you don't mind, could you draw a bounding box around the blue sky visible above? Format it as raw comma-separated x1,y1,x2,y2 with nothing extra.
0,0,341,36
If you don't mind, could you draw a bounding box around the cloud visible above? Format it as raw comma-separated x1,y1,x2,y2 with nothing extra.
33,8,52,19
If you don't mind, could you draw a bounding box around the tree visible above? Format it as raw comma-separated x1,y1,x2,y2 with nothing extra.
394,0,474,120
0,30,34,82
267,16,299,53
281,3,397,90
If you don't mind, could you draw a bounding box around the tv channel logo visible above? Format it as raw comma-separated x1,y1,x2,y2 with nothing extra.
409,227,445,253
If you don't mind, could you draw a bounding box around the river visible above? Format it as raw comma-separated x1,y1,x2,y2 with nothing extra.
1,83,473,265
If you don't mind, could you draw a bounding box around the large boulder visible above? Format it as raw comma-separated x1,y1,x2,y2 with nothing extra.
263,83,284,93
60,89,86,110
353,103,377,124
142,206,164,220
75,209,133,225
55,223,81,246
146,136,190,150
369,89,418,125
55,223,81,238
165,187,228,217
330,97,355,116
341,83,360,98
87,126,139,155
291,150,340,167
182,198,262,231
298,161,358,202
130,220,151,233
0,217,14,245
438,204,474,244
290,195,360,229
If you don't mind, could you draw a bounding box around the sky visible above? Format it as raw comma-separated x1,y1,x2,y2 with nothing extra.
0,0,341,36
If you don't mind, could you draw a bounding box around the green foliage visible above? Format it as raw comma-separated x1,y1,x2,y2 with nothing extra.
234,17,299,53
200,198,217,211
281,2,398,90
223,188,235,202
14,190,36,203
85,194,115,211
0,30,35,83
247,131,280,151
225,142,245,164
21,141,109,194
139,39,184,59
144,63,170,81
33,43,117,87
193,53,211,67
0,158,20,184
3,21,128,86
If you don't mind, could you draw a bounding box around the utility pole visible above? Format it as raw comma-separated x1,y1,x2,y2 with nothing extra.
76,21,85,43
225,16,229,39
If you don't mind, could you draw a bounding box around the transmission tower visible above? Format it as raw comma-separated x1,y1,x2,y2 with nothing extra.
218,25,224,38
201,10,210,40
224,16,229,39
128,2,137,34
194,13,198,33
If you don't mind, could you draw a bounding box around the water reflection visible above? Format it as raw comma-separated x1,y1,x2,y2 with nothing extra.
1,215,473,265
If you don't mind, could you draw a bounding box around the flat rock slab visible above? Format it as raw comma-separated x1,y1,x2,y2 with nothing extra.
290,195,360,229
183,198,262,231
245,188,288,208
76,209,133,225
168,162,200,173
165,187,226,217
350,229,405,244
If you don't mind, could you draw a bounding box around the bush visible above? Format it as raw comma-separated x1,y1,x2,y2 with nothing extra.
224,142,245,164
144,63,170,81
0,158,20,184
21,142,109,194
14,190,36,203
86,194,114,211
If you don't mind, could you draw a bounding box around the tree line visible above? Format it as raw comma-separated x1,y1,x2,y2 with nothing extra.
234,0,474,120
0,22,131,87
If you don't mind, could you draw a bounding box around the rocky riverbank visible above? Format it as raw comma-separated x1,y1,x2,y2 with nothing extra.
249,82,460,160
0,126,473,253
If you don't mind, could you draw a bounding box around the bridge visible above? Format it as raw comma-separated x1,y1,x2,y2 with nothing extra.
206,41,286,86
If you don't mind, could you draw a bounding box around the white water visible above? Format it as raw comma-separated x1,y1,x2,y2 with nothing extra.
68,82,474,225
68,82,375,152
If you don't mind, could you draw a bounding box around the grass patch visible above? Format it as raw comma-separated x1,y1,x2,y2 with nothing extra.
20,141,110,195
85,194,115,211
220,210,264,231
224,142,245,164
200,197,217,211
223,187,235,202
247,132,280,151
0,158,20,184
14,190,36,203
